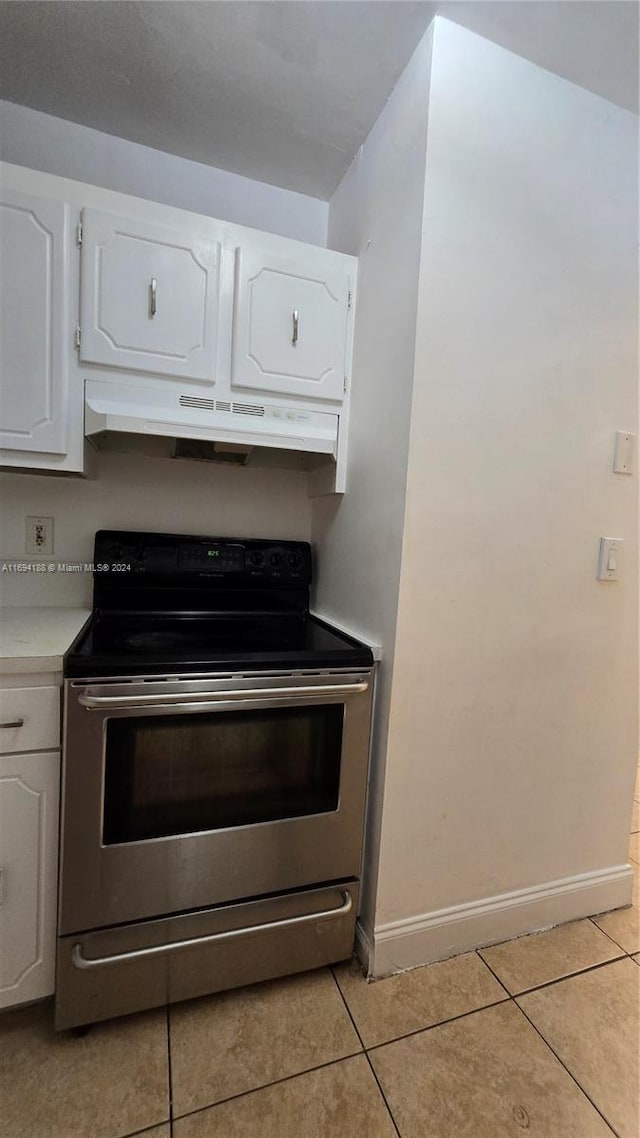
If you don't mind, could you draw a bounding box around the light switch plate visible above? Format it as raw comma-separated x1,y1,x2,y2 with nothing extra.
597,537,623,581
613,431,636,474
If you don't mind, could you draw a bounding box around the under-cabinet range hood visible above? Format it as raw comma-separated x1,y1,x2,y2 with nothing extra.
84,380,339,457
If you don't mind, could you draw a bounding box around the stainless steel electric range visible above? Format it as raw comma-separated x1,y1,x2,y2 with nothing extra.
56,530,374,1029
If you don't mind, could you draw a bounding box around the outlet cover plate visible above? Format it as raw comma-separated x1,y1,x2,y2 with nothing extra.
26,516,54,556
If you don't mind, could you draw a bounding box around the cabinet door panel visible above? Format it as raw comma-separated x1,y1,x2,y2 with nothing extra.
232,248,350,402
0,190,69,454
0,751,59,1007
80,209,220,382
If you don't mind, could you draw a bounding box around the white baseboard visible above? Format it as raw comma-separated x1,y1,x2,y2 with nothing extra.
369,863,633,977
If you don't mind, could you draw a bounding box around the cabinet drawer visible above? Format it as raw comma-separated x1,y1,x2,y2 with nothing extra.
0,687,60,754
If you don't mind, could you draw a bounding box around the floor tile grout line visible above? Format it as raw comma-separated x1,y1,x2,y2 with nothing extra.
478,954,620,1137
362,1051,404,1138
590,914,637,957
331,954,626,1137
121,1123,172,1138
170,1048,364,1124
328,963,367,1052
328,966,402,1138
473,948,511,997
363,996,510,1054
479,949,629,1000
514,1000,620,1138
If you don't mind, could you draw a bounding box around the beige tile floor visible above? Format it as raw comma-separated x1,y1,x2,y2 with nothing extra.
1,785,638,1138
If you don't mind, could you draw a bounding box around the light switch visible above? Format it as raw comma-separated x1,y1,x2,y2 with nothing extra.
597,537,623,581
613,431,636,474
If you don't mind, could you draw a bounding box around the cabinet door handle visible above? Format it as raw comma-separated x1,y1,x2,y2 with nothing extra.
292,308,299,346
0,719,24,729
149,277,157,318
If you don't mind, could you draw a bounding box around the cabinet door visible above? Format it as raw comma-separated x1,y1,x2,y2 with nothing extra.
0,189,69,454
0,751,60,1008
232,247,350,402
80,208,221,383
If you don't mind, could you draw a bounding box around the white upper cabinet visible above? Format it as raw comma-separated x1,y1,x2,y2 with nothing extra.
231,247,351,402
0,188,69,454
80,208,221,383
1,162,357,490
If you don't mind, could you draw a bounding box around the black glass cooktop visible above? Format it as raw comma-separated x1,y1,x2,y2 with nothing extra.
65,613,373,677
65,530,374,677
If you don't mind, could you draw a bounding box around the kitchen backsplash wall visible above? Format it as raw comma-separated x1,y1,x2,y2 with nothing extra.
0,451,312,607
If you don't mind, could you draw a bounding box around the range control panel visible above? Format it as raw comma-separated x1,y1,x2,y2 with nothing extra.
94,530,312,583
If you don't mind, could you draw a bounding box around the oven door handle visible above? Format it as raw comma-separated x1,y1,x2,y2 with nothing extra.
77,682,368,710
71,889,353,971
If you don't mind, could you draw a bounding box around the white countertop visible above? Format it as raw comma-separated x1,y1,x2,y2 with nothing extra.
0,607,91,675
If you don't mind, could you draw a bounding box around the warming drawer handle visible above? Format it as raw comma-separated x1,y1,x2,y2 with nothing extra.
77,682,368,709
71,889,353,971
0,718,24,729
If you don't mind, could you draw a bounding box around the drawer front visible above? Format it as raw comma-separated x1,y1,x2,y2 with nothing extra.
0,687,60,754
55,880,358,1029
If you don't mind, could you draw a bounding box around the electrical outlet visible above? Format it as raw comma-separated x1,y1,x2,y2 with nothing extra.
26,516,54,556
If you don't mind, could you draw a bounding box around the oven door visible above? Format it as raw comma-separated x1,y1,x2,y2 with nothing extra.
59,670,373,933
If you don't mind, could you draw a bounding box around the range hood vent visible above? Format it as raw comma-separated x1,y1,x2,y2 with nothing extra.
84,380,338,457
179,395,265,418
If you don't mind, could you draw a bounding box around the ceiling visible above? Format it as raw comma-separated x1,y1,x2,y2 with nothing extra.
0,1,637,200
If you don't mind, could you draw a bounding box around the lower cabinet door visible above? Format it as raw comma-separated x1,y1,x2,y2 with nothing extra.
0,751,60,1008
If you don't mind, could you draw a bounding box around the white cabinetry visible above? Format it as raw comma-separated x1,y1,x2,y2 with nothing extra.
0,188,70,456
232,246,351,402
0,163,357,492
80,208,221,383
0,683,61,1009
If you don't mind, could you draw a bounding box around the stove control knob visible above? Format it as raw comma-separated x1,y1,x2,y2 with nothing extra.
288,551,303,573
248,550,265,568
269,551,283,569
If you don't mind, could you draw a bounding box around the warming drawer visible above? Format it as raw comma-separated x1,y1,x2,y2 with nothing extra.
55,880,359,1029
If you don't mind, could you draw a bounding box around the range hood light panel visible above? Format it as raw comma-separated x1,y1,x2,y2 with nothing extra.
174,438,253,465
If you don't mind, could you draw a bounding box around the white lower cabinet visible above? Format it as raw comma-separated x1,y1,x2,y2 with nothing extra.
0,678,61,1009
0,750,60,1008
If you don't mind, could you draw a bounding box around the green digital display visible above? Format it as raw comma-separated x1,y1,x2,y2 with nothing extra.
207,549,221,558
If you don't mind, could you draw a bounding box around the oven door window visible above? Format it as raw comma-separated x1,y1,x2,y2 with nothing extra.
102,704,344,844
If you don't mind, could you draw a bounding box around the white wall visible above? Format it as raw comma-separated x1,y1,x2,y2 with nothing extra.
372,19,638,966
312,28,433,935
0,450,311,608
0,100,327,245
